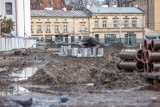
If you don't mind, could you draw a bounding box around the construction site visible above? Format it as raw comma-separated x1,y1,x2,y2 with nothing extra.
0,38,160,107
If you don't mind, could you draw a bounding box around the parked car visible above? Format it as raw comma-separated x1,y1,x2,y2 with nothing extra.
55,40,64,44
36,41,48,46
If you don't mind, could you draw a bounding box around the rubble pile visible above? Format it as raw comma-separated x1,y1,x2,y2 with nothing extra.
27,52,145,89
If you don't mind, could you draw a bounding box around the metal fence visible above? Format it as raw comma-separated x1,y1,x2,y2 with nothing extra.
0,38,36,51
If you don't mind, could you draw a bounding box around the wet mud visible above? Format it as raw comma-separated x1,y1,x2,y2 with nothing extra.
0,45,160,107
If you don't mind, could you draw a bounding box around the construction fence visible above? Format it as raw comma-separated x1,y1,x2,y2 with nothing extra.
51,37,144,46
0,38,36,51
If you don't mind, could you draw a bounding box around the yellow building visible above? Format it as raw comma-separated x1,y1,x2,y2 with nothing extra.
89,7,145,44
31,7,145,45
129,0,160,34
31,10,90,43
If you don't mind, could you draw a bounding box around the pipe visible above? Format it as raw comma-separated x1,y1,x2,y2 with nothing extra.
151,40,160,51
142,50,147,63
144,62,151,72
119,49,142,61
144,39,152,50
146,50,160,62
117,60,144,72
151,62,160,72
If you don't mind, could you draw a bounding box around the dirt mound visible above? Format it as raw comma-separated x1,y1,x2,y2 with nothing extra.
27,55,145,89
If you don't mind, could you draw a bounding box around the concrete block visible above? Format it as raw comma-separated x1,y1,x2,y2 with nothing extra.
72,48,78,57
90,48,96,57
82,48,88,57
77,48,83,57
97,48,104,57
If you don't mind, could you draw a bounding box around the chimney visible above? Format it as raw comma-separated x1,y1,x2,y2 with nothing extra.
53,0,63,10
62,7,66,11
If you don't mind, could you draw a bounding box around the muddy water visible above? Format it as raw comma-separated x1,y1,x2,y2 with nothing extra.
0,86,30,96
1,67,160,106
10,67,38,81
0,67,38,96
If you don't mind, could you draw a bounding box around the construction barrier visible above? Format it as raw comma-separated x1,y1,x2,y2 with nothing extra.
0,38,36,51
59,46,104,57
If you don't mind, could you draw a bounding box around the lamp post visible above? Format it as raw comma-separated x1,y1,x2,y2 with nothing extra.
119,7,122,43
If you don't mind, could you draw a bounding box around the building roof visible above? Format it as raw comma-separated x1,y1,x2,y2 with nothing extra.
89,7,144,14
31,10,89,17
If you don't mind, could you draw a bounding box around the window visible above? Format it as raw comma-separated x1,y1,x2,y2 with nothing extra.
64,25,68,32
113,20,118,28
102,21,107,28
94,21,99,28
124,20,129,27
80,25,85,31
31,25,33,33
37,25,42,32
46,25,51,32
5,2,12,15
132,20,137,27
55,25,59,32
95,34,99,41
78,36,81,40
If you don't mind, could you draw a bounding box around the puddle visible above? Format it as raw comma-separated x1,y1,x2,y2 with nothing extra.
0,85,30,96
10,67,38,81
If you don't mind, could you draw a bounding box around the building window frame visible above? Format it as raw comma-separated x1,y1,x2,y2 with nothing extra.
5,2,12,15
80,25,85,32
113,20,118,28
31,25,33,33
132,20,137,28
55,25,59,33
37,25,42,33
94,20,99,28
102,20,107,28
46,25,51,33
124,20,129,28
64,25,68,32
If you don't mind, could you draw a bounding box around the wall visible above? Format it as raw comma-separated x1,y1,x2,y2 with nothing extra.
0,0,16,35
128,0,160,34
0,38,36,51
16,0,31,37
154,0,160,34
0,0,31,37
31,17,90,40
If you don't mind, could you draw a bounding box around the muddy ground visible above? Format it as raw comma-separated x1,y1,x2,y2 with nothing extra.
0,44,160,107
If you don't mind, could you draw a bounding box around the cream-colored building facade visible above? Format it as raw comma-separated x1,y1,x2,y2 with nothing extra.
129,0,160,34
31,7,145,44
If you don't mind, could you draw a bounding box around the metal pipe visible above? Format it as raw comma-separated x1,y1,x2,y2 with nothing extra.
144,62,151,72
142,50,147,63
136,61,144,72
144,39,152,50
151,40,160,51
151,62,160,72
146,50,160,62
119,49,142,61
117,60,144,72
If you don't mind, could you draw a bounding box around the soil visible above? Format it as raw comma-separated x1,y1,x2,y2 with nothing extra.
0,44,160,107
